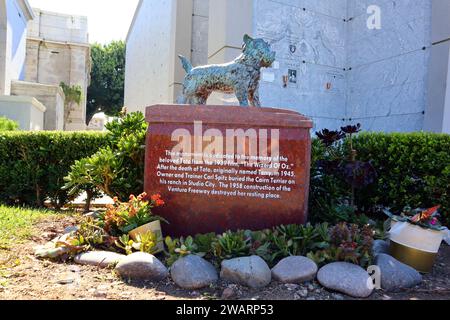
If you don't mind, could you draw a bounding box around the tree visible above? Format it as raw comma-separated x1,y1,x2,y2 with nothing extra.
86,41,125,125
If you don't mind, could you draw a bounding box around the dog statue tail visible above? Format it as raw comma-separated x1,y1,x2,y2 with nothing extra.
178,55,193,73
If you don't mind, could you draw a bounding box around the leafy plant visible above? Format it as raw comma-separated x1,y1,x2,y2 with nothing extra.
268,223,330,263
193,233,216,258
307,222,374,268
310,124,377,225
115,234,134,255
115,231,161,255
47,217,117,258
247,230,272,263
212,231,251,261
99,192,166,236
165,236,200,266
134,231,161,255
64,111,148,201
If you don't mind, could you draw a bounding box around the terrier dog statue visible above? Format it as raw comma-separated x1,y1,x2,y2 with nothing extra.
178,34,276,107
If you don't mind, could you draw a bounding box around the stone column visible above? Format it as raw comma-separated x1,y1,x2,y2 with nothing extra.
207,0,253,105
425,0,450,133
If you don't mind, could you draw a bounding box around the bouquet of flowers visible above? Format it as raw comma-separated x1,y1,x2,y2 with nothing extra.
383,206,445,232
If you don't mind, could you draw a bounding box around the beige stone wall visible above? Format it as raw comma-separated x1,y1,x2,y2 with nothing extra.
28,8,89,44
11,80,65,130
25,8,90,131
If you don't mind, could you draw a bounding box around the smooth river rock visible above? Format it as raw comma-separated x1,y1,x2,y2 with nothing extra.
171,255,218,289
317,262,374,298
74,251,125,268
375,253,422,292
372,240,390,257
115,252,168,281
271,256,318,284
220,256,271,289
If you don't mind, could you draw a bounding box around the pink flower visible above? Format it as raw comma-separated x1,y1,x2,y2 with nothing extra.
431,218,438,226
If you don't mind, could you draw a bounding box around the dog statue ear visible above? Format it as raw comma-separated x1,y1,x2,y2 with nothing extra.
243,34,253,44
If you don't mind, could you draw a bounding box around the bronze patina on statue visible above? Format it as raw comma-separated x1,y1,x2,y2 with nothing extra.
178,34,276,107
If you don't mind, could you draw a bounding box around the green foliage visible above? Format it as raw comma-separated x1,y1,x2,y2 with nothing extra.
115,234,134,255
307,223,374,268
115,232,161,255
0,132,108,208
134,231,161,255
0,205,55,248
212,231,252,261
268,223,330,264
193,233,217,258
165,236,200,266
87,41,125,125
164,222,374,268
352,132,450,226
60,82,83,127
98,193,166,236
74,217,112,250
60,82,82,106
64,111,148,201
0,117,19,132
309,139,350,224
310,132,450,227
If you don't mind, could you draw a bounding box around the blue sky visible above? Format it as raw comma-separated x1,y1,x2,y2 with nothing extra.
28,0,140,44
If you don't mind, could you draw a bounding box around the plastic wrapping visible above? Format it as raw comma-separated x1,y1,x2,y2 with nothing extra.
444,228,450,246
389,222,445,253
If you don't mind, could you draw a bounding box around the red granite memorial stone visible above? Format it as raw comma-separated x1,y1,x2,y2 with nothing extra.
145,105,313,236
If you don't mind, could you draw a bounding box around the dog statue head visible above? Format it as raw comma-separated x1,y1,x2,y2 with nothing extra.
242,34,276,68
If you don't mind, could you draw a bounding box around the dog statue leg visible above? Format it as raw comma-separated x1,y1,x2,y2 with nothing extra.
177,93,188,105
249,88,261,108
235,89,250,107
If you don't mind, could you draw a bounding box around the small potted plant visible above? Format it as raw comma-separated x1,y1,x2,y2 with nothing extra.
383,206,446,273
102,192,167,252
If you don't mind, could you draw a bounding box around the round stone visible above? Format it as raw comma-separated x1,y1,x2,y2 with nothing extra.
317,262,374,298
271,256,318,284
375,253,422,292
220,256,271,289
170,255,218,289
74,251,125,268
115,252,168,281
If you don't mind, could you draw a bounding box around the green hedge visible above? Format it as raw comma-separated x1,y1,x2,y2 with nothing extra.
0,132,108,208
352,132,450,225
0,131,448,225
